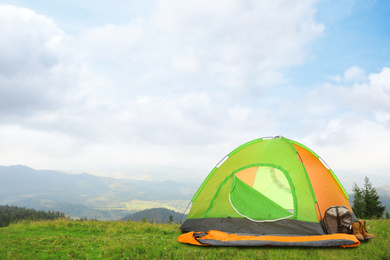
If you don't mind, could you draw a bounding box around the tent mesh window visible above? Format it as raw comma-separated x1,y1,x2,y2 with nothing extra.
229,166,294,221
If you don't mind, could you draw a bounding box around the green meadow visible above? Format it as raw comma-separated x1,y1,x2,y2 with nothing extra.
0,219,389,259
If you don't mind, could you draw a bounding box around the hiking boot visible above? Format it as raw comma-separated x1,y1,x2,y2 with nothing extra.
359,220,374,240
352,222,364,241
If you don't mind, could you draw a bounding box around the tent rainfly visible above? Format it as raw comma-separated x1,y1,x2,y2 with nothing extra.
177,136,360,247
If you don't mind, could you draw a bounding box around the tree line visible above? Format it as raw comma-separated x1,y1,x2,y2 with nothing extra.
0,205,66,227
352,177,387,219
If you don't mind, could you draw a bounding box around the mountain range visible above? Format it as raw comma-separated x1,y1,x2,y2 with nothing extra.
1,165,389,221
0,165,198,220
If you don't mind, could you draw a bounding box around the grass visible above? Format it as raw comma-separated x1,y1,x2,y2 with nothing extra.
0,219,389,259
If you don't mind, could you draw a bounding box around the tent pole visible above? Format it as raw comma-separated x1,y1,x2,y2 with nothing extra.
317,202,323,220
173,201,192,232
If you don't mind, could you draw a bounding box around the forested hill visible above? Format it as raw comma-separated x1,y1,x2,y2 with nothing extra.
120,208,187,223
0,205,65,227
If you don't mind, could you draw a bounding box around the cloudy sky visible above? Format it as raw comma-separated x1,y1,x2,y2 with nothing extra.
0,0,389,186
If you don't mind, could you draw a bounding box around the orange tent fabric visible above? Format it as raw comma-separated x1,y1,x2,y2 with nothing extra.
292,144,352,221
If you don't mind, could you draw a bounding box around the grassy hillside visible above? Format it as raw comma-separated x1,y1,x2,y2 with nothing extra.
0,219,389,259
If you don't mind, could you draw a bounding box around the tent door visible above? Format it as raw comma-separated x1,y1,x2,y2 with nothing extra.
229,165,295,221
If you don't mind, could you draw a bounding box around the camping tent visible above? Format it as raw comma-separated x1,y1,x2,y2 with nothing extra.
178,136,359,247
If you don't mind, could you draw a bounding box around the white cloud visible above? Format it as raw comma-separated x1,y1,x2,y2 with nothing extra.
348,67,390,117
297,66,390,176
0,5,63,77
4,0,389,183
344,66,367,83
69,0,324,97
0,5,81,117
171,53,200,74
307,116,390,172
329,66,367,84
301,66,390,126
0,124,84,167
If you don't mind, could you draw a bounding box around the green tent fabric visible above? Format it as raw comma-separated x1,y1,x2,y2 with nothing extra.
179,136,356,246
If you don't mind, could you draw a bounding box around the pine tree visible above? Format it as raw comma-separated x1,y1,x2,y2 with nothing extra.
352,177,386,219
363,177,386,218
352,182,365,218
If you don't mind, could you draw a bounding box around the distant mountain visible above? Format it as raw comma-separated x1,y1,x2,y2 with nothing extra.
335,170,390,194
378,185,390,213
120,208,187,223
77,166,208,184
0,165,197,201
378,185,390,197
0,165,110,202
0,165,198,220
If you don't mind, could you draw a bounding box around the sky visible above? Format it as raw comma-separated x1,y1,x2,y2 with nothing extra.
0,0,390,188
